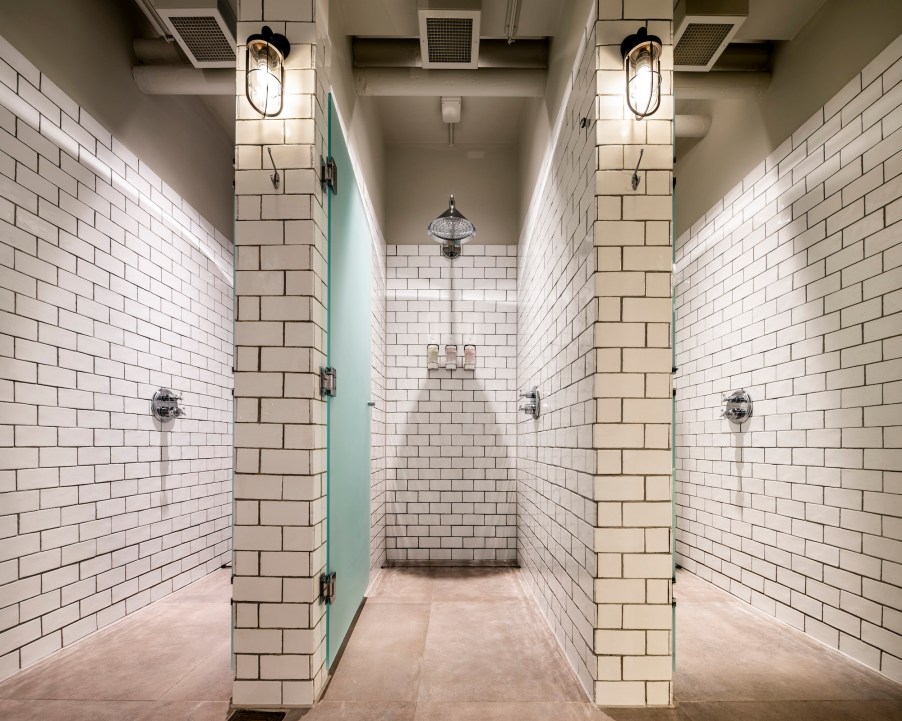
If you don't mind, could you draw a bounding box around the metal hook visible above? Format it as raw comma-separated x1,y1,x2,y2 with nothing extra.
631,148,644,191
267,147,280,190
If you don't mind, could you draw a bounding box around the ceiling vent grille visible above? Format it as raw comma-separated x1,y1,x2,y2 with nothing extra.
418,2,481,70
675,24,733,67
674,0,747,72
426,17,474,64
154,0,237,68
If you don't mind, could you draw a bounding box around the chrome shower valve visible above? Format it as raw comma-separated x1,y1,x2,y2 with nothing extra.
519,387,541,420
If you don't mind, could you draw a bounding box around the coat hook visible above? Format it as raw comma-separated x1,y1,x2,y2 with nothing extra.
267,147,280,190
631,148,644,190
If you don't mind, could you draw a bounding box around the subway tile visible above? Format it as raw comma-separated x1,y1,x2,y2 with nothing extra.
676,31,902,688
0,35,233,682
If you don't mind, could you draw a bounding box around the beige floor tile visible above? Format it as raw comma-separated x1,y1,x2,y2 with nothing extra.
417,600,587,703
161,640,234,702
430,567,523,603
0,629,217,701
415,701,612,721
0,698,230,721
679,699,902,721
324,602,431,702
674,595,902,702
304,700,417,720
0,572,232,704
601,708,693,721
368,568,435,604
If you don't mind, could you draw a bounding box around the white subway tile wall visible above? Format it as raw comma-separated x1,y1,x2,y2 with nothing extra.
516,18,598,699
385,244,518,563
232,2,331,706
0,34,233,681
675,34,902,684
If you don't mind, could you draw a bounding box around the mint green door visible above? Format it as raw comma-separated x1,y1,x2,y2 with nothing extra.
326,94,372,669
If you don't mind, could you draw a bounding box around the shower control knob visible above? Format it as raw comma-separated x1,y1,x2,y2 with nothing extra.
519,387,541,420
151,388,185,423
721,390,752,425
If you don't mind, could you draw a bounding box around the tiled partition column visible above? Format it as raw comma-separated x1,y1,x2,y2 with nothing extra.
0,34,232,680
232,2,329,707
385,244,517,564
675,35,902,683
593,1,675,706
518,0,674,706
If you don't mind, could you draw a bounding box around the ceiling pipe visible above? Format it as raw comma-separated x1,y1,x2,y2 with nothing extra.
353,68,546,97
133,38,184,65
674,71,770,99
504,0,522,44
352,38,548,69
132,65,234,95
675,114,711,138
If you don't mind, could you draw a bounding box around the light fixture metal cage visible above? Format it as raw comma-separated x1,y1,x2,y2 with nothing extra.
621,27,663,119
246,26,291,117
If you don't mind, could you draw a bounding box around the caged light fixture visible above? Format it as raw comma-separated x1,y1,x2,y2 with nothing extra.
620,26,663,119
427,195,476,259
245,26,291,117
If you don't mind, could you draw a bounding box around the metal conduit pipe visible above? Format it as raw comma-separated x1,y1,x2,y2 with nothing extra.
352,37,549,69
674,71,771,100
132,65,234,95
353,67,547,97
675,115,711,138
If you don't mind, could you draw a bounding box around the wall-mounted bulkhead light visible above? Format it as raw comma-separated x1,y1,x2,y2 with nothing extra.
620,26,663,119
427,195,476,259
246,26,291,117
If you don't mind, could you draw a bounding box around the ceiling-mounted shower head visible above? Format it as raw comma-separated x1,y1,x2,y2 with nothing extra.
427,195,476,243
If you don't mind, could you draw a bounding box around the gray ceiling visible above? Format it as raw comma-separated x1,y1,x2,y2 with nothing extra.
128,0,830,149
341,0,828,148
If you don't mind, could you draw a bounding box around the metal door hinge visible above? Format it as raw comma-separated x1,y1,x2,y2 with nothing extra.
320,367,337,397
320,571,336,604
321,156,338,194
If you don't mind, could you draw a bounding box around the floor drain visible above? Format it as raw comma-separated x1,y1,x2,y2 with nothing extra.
228,711,287,721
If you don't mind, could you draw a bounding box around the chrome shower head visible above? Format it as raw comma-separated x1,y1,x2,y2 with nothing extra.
427,195,476,247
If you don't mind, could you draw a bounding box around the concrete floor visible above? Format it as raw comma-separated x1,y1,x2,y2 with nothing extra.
0,569,233,721
308,566,601,720
0,566,900,721
651,570,902,721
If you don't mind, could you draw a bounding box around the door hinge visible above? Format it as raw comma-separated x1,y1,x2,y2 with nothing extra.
320,366,337,397
320,571,336,604
321,156,338,194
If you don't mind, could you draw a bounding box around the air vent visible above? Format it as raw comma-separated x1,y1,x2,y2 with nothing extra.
675,24,733,67
418,1,481,70
154,0,237,68
674,0,747,72
426,17,474,64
